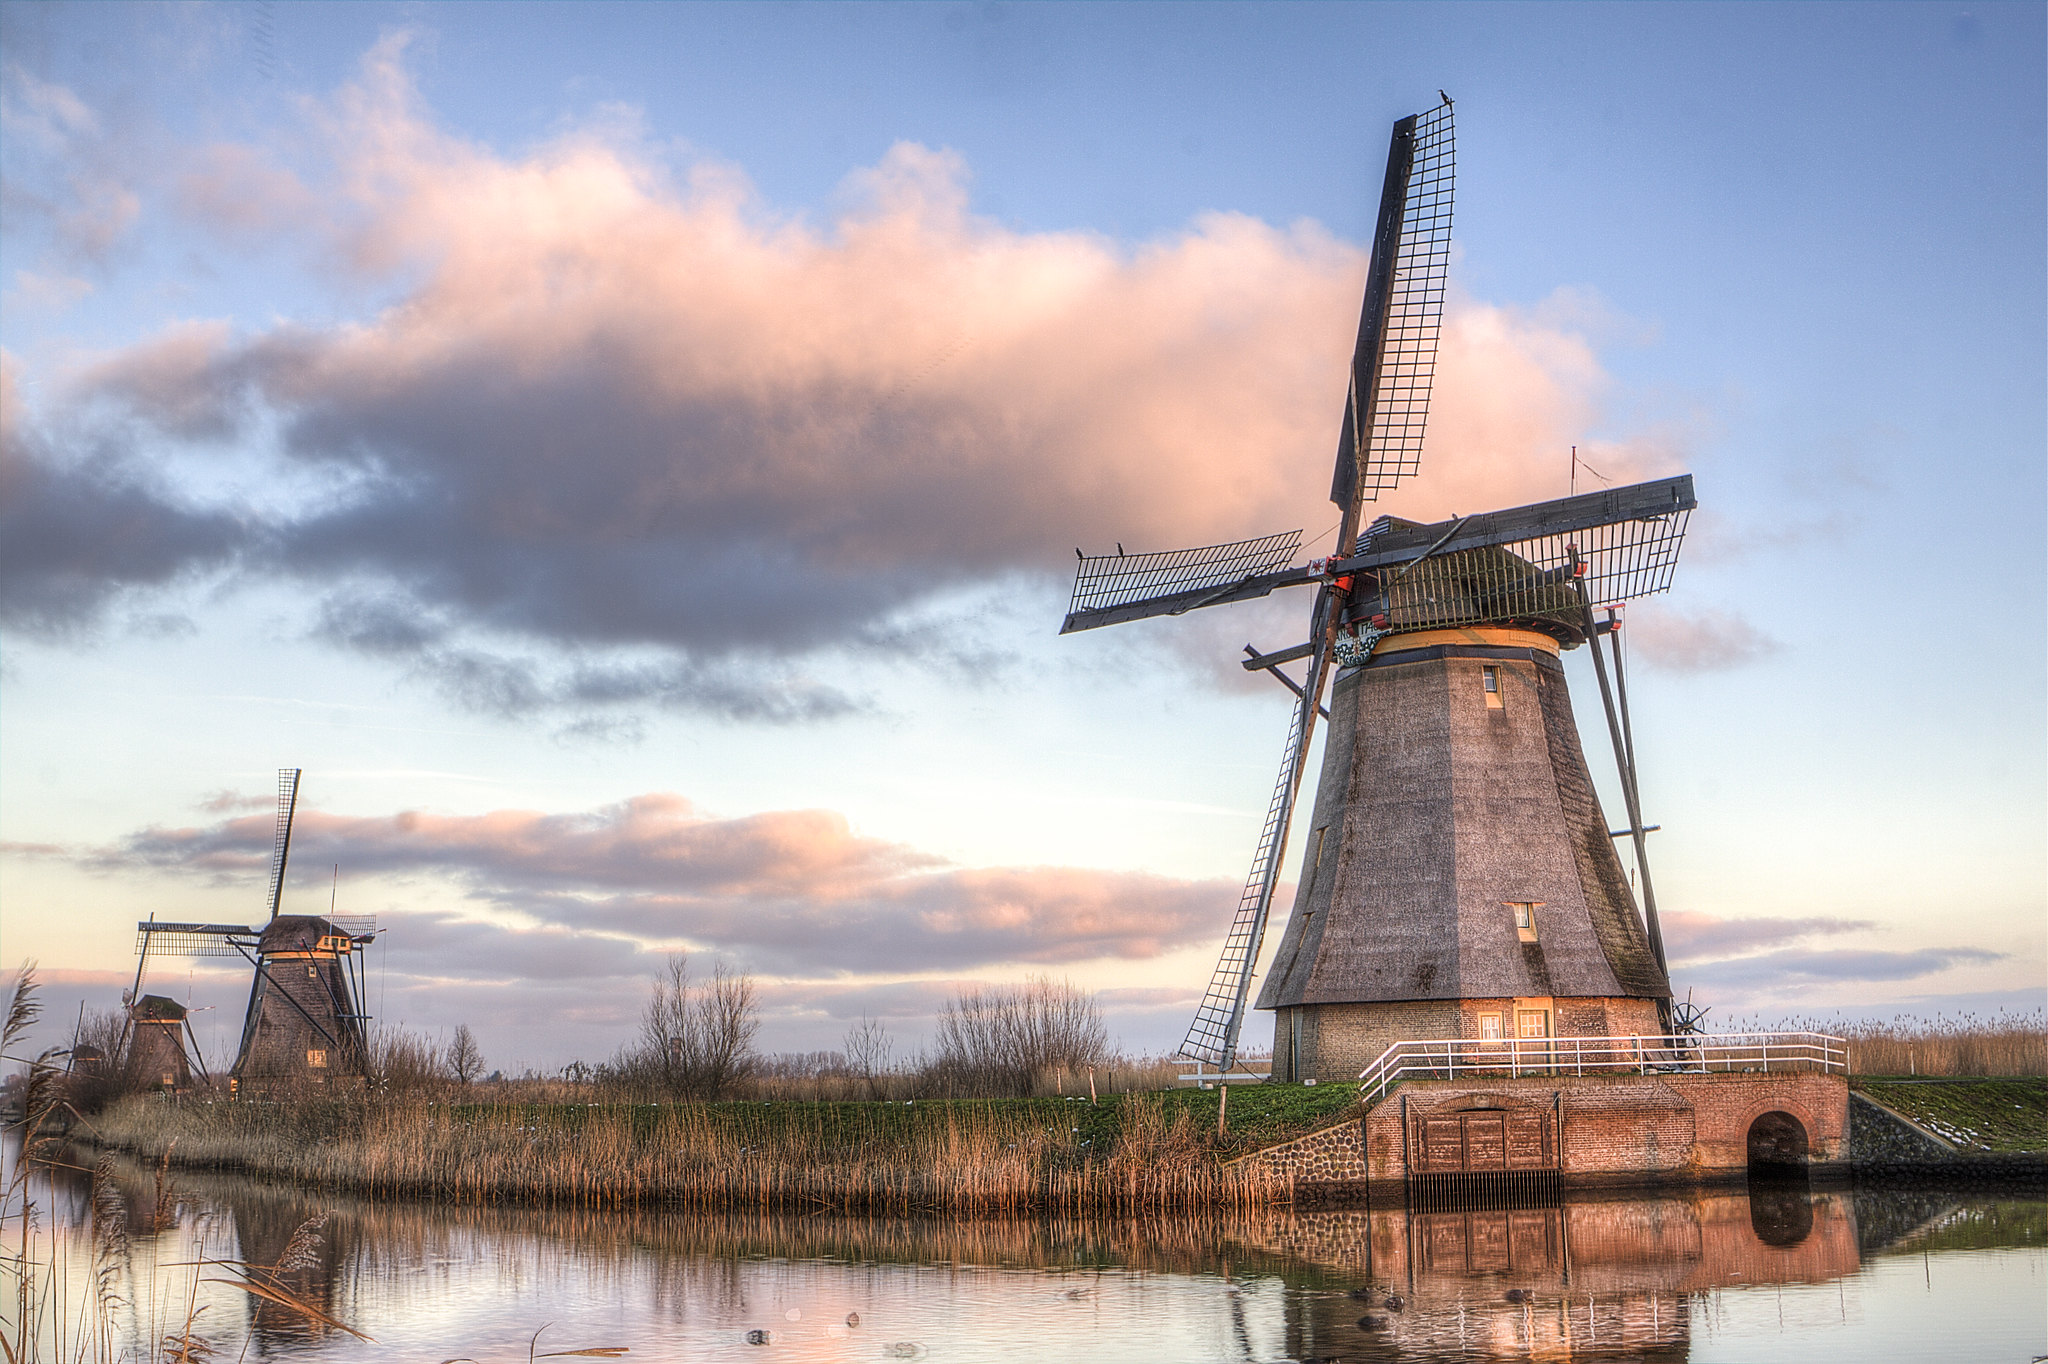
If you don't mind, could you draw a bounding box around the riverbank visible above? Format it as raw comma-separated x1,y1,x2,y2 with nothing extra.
1849,1076,2047,1152
76,1077,2046,1212
79,1085,1367,1214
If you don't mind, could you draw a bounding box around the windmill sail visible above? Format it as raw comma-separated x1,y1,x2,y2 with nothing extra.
134,922,259,957
1056,102,1458,1072
1331,100,1455,516
1061,530,1304,634
264,768,301,921
1175,100,1455,1070
1180,666,1318,1067
1347,475,1697,630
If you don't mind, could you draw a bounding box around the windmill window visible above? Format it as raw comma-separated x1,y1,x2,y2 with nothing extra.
1507,901,1543,942
1478,1012,1504,1042
306,1049,328,1068
306,964,318,979
1482,666,1504,709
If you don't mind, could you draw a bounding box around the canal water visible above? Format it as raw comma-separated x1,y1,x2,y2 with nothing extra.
7,1143,2043,1362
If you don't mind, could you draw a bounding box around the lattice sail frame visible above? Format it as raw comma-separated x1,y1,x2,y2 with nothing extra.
1353,101,1455,502
134,923,257,958
1068,530,1302,619
134,915,376,958
264,768,300,919
1376,510,1691,635
1181,678,1313,1068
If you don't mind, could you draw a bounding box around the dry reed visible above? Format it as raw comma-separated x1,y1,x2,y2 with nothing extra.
87,1092,1295,1217
1732,1008,2047,1076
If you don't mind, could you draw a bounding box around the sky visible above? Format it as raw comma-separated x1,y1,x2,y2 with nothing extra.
2,1,2042,1076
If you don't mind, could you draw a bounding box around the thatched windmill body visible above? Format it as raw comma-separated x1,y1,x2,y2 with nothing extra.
1061,99,1692,1081
122,994,200,1092
133,769,377,1095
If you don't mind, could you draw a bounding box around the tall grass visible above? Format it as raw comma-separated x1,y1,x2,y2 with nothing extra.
87,1091,1294,1217
1731,1008,2046,1076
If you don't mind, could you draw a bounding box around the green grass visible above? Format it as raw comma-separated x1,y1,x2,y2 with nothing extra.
1853,1077,2048,1153
441,1082,1367,1159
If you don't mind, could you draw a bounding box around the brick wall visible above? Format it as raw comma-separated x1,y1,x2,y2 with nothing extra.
1232,1072,1850,1186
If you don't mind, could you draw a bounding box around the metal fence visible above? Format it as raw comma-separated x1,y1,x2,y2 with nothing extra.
1359,1031,1847,1103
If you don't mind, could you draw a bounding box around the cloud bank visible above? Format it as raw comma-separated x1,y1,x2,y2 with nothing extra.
89,791,1236,977
1662,910,2005,995
2,36,1704,720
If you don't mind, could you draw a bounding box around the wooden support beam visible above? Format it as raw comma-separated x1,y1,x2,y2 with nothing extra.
1240,641,1315,670
1243,646,1329,719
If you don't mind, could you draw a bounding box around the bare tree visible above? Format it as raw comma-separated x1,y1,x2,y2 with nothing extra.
372,1027,444,1096
636,953,760,1099
446,1024,484,1086
844,1014,894,1100
695,961,760,1098
640,953,694,1091
930,976,1108,1098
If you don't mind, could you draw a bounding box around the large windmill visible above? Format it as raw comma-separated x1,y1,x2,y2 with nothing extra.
132,769,377,1094
1061,99,1692,1081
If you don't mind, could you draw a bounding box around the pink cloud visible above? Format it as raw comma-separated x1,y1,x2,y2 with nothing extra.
88,791,1234,974
1661,910,1873,962
15,37,1699,717
1622,601,1783,673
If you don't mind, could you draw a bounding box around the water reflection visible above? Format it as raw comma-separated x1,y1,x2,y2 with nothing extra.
1235,1183,1865,1360
12,1137,2042,1363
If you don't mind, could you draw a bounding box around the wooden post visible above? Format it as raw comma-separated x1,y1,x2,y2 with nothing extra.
1218,1078,1229,1137
1088,1066,1098,1104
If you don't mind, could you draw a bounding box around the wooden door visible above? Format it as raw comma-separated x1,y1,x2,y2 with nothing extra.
1412,1109,1555,1173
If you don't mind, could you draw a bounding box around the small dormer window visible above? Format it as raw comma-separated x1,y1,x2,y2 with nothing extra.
1507,901,1543,942
1482,666,1503,709
306,1049,328,1068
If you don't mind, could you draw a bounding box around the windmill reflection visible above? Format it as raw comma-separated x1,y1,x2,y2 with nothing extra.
231,1197,353,1345
1239,1183,1859,1361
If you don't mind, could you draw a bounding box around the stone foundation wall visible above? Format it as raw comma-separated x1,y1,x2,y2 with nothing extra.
1277,996,1670,1084
1273,1000,1464,1083
1846,1091,1954,1162
1228,1109,1371,1183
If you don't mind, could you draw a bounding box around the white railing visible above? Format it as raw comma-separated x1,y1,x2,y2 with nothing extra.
1358,1031,1846,1102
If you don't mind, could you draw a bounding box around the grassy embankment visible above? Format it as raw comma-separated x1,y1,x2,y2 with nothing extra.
1852,1077,2048,1153
85,1083,1366,1215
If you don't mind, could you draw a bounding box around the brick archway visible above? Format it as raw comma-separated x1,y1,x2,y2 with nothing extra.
1746,1109,1810,1169
1731,1094,1821,1146
1439,1092,1546,1113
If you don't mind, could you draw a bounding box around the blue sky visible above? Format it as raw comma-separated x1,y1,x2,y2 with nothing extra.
2,1,2041,1072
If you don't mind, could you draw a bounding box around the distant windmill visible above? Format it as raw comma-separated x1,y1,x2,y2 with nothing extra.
120,994,203,1092
1061,99,1690,1080
132,769,377,1094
